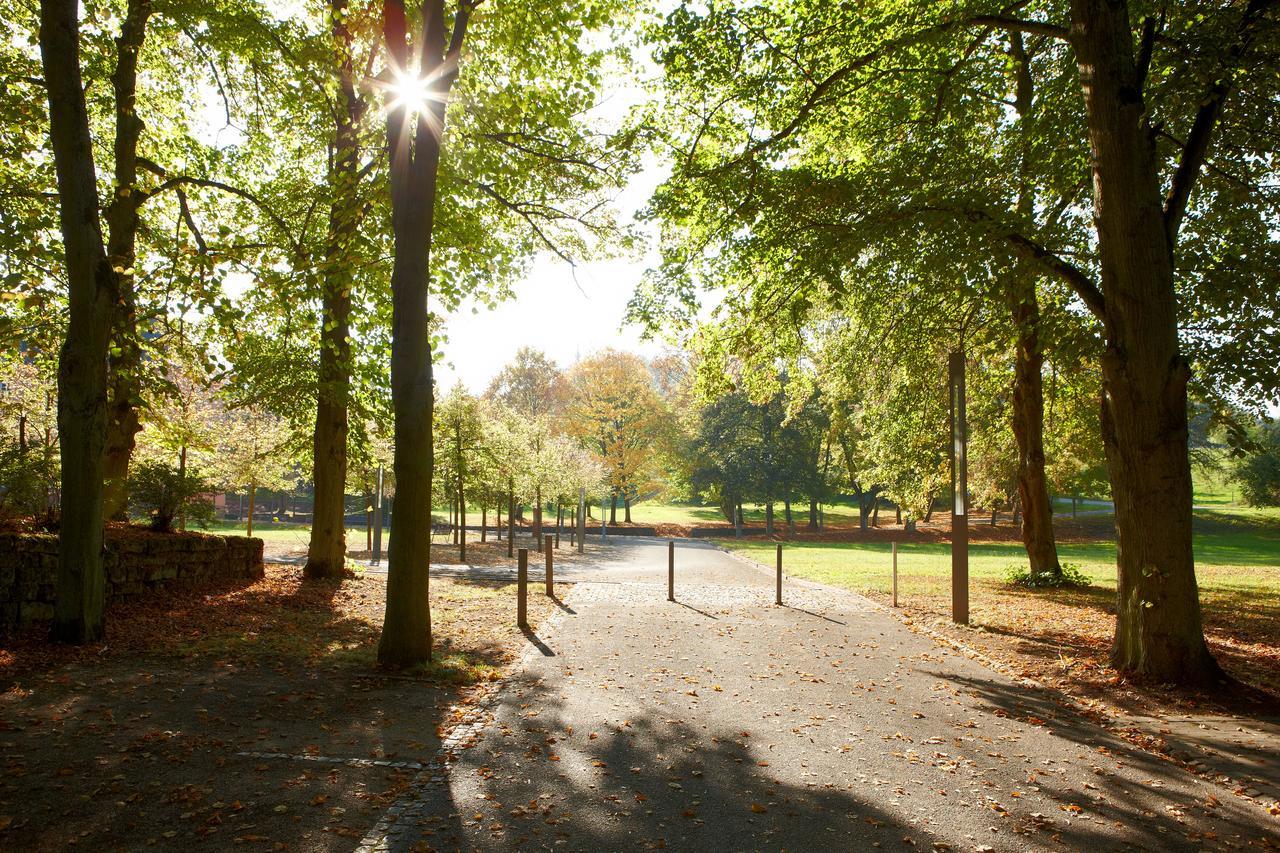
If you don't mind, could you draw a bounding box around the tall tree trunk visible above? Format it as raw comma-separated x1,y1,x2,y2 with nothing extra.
507,487,514,557
481,504,487,543
534,485,543,551
41,0,117,627
458,437,466,562
1005,31,1062,583
377,0,472,668
765,502,774,536
623,494,631,523
1070,0,1218,683
609,493,617,525
807,499,818,531
784,500,794,537
246,485,257,537
177,445,187,531
304,24,360,579
100,0,151,521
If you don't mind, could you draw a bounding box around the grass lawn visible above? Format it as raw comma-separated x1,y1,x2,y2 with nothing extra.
719,506,1280,706
626,499,867,527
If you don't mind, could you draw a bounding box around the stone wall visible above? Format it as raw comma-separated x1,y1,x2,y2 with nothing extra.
0,528,264,630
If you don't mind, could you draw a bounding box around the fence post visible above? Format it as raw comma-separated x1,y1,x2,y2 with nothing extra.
518,548,528,629
545,535,554,596
667,540,674,602
892,541,898,608
775,542,782,606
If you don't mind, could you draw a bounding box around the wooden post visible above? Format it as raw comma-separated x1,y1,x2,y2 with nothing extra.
555,504,561,549
545,535,554,596
892,541,898,608
667,540,674,602
577,487,586,554
518,548,528,629
775,542,782,606
949,350,970,625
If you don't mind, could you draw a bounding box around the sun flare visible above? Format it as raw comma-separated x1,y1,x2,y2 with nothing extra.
388,69,436,115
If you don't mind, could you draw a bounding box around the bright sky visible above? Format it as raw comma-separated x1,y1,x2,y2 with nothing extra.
433,159,669,394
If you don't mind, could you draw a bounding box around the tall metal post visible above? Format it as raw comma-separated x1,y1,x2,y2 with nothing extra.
892,541,899,608
517,548,528,629
577,487,586,554
667,540,674,602
370,463,384,566
949,350,970,625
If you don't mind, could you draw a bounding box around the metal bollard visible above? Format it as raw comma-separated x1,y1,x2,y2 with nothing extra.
667,540,674,602
545,535,554,595
518,548,528,629
775,542,783,606
892,541,899,608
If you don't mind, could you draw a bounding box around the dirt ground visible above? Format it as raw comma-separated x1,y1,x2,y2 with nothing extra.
0,564,555,851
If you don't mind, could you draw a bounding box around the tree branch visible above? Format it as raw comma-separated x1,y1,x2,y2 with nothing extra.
475,181,575,266
968,15,1071,41
137,158,297,254
933,205,1105,319
1163,0,1276,245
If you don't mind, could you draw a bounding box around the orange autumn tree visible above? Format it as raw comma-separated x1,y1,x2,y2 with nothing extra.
566,350,661,524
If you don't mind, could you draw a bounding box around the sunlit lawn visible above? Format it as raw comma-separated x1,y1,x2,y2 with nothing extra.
719,507,1278,597
627,499,867,527
719,506,1280,695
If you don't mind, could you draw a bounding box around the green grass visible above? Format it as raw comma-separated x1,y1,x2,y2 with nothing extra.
203,518,315,546
1193,456,1241,507
719,507,1280,600
627,499,871,527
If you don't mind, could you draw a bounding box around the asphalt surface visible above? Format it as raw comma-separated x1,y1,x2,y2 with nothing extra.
364,538,1278,851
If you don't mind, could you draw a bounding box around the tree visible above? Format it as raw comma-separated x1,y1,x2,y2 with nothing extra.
485,346,569,419
374,0,470,667
566,350,661,524
214,406,297,538
38,0,119,642
640,0,1280,683
306,0,382,579
1232,422,1280,508
436,384,485,559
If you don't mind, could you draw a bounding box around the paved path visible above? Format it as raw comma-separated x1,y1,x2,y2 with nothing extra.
365,540,1277,851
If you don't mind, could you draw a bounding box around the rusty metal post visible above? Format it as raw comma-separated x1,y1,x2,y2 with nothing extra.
892,541,899,608
517,548,528,629
667,540,674,602
775,542,782,606
949,350,970,625
545,535,554,595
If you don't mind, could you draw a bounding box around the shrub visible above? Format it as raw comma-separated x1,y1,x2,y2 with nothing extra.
1004,561,1092,589
1231,423,1280,507
0,446,57,523
129,461,215,532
